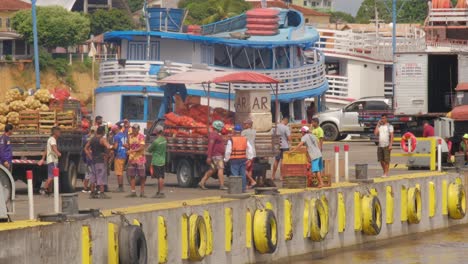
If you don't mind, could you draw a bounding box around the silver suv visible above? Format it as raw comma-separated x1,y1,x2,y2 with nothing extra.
314,97,391,141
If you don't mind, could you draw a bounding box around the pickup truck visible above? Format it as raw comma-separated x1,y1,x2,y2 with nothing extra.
145,120,279,187
314,97,392,141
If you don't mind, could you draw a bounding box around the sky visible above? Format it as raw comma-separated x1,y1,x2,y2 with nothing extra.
333,0,365,16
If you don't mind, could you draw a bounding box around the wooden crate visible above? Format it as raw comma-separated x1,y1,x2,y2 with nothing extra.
281,164,308,177
283,176,307,189
283,149,308,165
56,110,76,130
309,172,332,187
18,111,39,133
39,111,56,133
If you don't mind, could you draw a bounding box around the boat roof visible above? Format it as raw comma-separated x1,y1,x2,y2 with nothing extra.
104,8,319,48
159,71,280,84
104,27,318,48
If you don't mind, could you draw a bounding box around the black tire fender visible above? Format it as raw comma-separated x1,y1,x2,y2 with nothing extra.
118,225,148,264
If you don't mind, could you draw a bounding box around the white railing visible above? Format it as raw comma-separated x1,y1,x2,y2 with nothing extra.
427,8,468,23
315,29,426,62
426,39,468,52
325,75,348,97
98,52,327,94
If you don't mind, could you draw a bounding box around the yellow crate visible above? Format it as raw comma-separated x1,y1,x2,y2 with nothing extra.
283,150,308,165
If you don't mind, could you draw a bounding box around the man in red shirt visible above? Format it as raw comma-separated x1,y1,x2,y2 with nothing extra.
423,121,435,137
199,120,228,190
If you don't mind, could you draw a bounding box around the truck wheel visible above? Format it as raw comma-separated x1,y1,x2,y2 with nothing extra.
177,159,195,188
60,162,77,193
322,123,339,141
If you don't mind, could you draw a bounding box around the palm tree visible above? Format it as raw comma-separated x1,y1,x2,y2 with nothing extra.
201,0,250,24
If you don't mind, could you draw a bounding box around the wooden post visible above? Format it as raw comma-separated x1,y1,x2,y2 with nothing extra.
84,0,88,13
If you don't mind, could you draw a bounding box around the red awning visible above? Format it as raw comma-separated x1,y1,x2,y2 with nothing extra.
455,83,468,91
159,71,280,84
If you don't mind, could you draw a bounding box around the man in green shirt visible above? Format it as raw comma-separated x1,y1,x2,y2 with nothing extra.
147,125,167,198
311,118,324,150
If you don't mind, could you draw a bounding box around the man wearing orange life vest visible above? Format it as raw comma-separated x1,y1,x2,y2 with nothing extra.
225,124,254,193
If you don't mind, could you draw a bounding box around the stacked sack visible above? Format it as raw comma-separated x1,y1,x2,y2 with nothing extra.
164,103,235,137
0,88,51,130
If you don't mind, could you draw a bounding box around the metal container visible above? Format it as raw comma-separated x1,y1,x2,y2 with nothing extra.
355,164,368,179
61,193,79,215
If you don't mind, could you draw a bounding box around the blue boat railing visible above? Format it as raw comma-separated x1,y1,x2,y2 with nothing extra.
201,14,247,35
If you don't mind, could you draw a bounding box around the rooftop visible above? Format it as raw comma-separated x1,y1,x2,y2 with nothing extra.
0,0,31,11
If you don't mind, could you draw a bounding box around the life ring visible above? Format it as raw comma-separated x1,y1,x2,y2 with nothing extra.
118,225,148,264
253,209,278,254
309,198,329,241
188,214,207,261
246,8,280,18
401,132,417,153
361,195,382,235
448,179,466,219
407,187,422,224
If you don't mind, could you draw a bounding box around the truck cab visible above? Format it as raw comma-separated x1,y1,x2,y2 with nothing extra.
315,97,391,141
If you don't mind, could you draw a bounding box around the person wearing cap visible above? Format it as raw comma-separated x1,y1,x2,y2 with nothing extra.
199,120,228,190
147,125,167,198
125,124,147,197
460,134,468,163
112,123,128,192
225,124,254,192
311,118,324,150
292,126,324,188
241,119,257,187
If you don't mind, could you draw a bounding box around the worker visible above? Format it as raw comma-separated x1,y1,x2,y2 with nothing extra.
374,114,394,177
199,120,228,190
241,119,257,188
81,127,95,193
225,124,254,193
38,127,62,195
292,126,324,188
271,117,292,181
311,118,324,150
85,126,112,199
125,124,147,197
0,124,14,170
112,123,127,193
147,125,167,198
423,120,435,137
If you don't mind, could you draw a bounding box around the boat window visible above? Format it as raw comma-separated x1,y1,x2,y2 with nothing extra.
147,96,163,121
122,95,145,121
214,45,272,69
127,41,159,61
201,45,214,65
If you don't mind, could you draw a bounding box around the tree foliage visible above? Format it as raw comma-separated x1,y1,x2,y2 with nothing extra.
90,9,134,35
128,0,145,12
11,6,90,48
179,0,251,25
356,0,428,24
328,11,355,23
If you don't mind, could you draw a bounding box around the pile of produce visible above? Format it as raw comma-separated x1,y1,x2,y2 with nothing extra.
0,88,51,127
165,103,235,137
